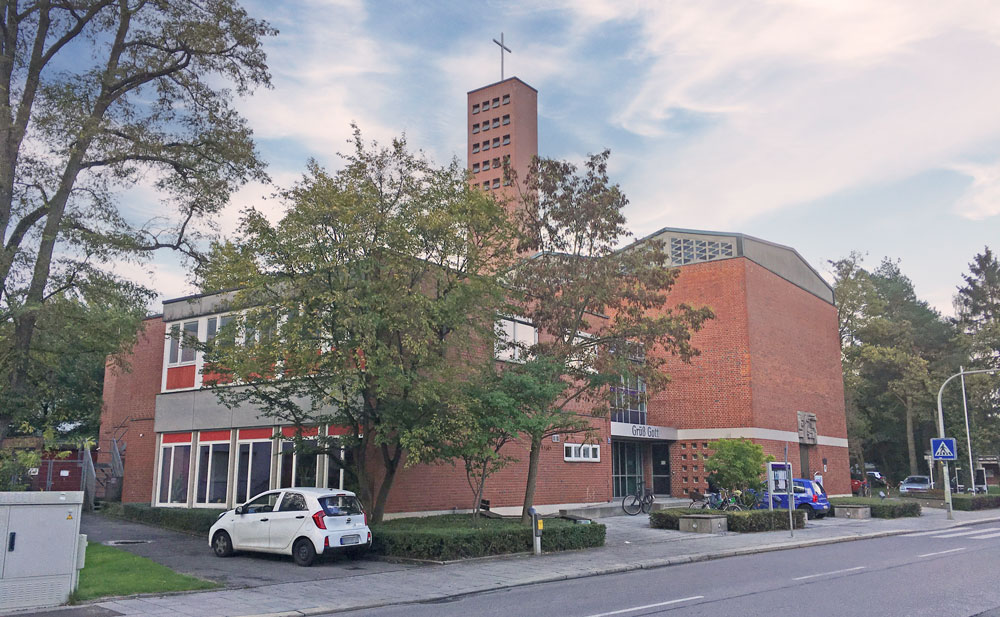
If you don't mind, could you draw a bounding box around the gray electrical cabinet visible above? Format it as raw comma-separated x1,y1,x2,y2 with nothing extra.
0,491,86,612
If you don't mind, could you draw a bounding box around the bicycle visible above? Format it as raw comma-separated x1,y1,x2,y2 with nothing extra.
688,490,709,509
622,480,655,515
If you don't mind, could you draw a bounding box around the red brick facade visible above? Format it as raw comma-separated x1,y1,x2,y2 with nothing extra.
98,317,163,503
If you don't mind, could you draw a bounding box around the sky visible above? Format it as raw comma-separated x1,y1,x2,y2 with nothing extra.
131,0,1000,316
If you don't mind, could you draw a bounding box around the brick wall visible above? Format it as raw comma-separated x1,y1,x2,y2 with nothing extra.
98,317,164,503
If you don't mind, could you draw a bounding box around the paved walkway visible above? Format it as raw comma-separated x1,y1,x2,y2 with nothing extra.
12,507,1000,617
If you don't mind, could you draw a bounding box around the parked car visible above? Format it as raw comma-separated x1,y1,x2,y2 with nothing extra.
866,471,886,486
850,476,869,495
759,478,830,519
209,487,372,566
898,475,932,494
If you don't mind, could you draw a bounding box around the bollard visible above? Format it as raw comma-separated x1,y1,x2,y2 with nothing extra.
529,507,542,555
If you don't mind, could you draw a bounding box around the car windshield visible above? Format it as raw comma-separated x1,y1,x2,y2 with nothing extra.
319,495,364,516
811,481,825,495
904,476,929,484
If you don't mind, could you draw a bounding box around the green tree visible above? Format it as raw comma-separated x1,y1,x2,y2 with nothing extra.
507,151,714,523
0,0,275,439
201,130,517,523
704,438,772,493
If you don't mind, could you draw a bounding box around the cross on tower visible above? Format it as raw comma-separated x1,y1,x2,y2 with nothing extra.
493,33,511,81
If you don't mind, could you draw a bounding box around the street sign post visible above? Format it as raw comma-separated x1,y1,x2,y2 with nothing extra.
932,438,958,461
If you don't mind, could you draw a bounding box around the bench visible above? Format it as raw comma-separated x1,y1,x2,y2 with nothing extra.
833,504,871,519
679,514,727,533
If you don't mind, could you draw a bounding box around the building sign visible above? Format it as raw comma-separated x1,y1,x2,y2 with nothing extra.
797,411,817,445
610,421,672,440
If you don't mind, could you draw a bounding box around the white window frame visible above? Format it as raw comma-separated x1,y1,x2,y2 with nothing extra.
155,440,193,507
495,317,537,363
235,437,274,505
564,443,601,462
194,437,232,508
278,438,320,489
166,320,201,367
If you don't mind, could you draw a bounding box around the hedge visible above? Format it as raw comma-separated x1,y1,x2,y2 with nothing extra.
102,502,221,535
371,514,605,561
829,497,921,518
649,508,806,532
951,494,1000,511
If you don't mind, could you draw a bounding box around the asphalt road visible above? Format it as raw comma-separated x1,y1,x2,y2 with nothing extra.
335,521,1000,617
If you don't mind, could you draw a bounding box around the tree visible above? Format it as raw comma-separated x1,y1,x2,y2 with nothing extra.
704,438,772,493
0,0,275,439
201,130,517,523
506,151,714,523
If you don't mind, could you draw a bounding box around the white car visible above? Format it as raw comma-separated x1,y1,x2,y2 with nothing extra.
209,487,372,566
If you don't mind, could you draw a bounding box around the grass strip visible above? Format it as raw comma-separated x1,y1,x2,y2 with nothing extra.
72,542,218,603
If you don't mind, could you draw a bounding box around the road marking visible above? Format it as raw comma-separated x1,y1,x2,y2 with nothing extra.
907,527,1000,537
930,528,1000,538
793,566,866,581
918,547,966,558
582,596,704,617
967,531,1000,539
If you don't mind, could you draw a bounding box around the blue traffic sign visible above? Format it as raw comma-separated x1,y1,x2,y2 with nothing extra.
931,438,958,461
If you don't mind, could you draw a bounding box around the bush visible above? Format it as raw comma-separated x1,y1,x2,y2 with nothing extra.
102,502,222,535
649,508,805,532
829,497,921,518
951,494,1000,511
370,514,605,561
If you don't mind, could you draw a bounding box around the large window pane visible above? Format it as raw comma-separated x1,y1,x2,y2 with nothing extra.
280,442,294,488
295,441,317,487
159,447,173,503
248,441,271,498
168,325,180,364
237,443,250,503
197,445,210,502
209,443,229,503
169,445,191,503
181,321,199,363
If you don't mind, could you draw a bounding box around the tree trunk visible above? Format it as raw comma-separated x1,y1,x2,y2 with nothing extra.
471,462,487,519
520,436,542,525
370,442,400,524
905,393,918,475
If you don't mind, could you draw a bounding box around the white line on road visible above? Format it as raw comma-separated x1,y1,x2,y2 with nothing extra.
918,547,966,558
931,528,1000,538
907,527,1000,537
582,596,705,617
967,531,1000,539
792,566,866,581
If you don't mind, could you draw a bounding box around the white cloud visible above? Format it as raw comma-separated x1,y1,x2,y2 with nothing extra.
951,161,1000,220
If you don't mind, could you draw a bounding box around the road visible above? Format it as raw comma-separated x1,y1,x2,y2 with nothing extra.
334,521,1000,617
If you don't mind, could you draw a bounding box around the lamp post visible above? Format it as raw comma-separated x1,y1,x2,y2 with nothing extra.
937,368,1000,520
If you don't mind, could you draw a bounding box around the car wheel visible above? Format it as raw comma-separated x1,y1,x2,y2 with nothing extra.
293,538,316,567
797,504,814,520
212,531,234,558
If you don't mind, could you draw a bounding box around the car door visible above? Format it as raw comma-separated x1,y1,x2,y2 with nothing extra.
233,491,280,550
268,491,309,551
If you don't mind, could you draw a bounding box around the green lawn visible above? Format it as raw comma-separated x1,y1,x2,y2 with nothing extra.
72,542,218,603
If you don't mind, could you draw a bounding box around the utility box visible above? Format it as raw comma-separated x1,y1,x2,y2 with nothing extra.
0,491,86,612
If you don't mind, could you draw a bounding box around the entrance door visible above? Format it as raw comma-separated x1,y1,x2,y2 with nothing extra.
612,442,643,498
799,445,810,479
651,443,671,495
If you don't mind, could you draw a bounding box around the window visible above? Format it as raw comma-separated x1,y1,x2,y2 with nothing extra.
319,495,363,516
245,491,280,513
492,97,500,108
495,317,536,362
481,121,489,132
483,181,490,189
502,134,510,146
492,137,500,148
157,440,192,505
502,94,510,104
492,157,500,169
196,442,230,505
168,324,180,364
472,123,480,134
492,178,500,189
472,163,480,173
482,99,489,109
279,492,308,512
472,103,480,114
279,440,318,488
326,442,355,492
236,440,272,503
564,444,601,462
483,159,490,170
168,321,199,365
472,143,480,154
611,374,647,425
492,118,499,129
669,236,735,265
482,141,490,151
502,114,510,125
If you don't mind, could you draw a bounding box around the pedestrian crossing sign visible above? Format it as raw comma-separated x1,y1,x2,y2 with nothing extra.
931,438,958,461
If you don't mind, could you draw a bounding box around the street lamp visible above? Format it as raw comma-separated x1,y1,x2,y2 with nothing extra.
937,368,1000,520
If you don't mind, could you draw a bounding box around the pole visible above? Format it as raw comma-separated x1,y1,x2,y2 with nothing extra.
961,366,975,493
785,443,793,538
936,368,1000,520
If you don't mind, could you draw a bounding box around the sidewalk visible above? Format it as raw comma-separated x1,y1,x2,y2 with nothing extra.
21,507,1000,617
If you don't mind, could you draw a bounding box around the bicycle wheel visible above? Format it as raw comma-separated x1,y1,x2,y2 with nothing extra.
641,495,655,514
622,494,642,515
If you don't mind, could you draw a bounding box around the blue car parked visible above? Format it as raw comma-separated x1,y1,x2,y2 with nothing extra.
758,478,830,519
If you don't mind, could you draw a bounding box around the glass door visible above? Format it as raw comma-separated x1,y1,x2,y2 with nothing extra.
612,441,644,498
651,443,671,495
